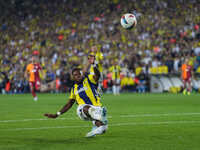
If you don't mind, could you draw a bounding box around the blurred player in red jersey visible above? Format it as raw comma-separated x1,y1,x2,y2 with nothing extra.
181,59,193,95
25,56,43,101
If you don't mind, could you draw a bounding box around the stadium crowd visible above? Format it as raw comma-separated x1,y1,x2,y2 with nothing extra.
0,0,200,94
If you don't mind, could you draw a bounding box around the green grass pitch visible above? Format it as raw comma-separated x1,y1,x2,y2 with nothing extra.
0,93,200,150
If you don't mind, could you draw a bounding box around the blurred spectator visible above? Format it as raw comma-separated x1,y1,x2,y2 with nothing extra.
136,70,147,93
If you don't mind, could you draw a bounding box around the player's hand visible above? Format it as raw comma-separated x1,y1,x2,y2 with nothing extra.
44,113,58,118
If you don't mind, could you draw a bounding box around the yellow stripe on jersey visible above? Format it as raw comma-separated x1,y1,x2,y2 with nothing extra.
70,75,102,106
96,52,103,72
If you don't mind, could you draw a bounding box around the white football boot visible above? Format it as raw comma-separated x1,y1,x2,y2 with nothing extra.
33,96,38,101
86,125,108,137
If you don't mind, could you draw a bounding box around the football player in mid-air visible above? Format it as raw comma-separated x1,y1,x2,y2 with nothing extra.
44,54,108,137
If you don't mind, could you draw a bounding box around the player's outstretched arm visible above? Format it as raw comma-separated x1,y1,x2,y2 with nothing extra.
83,54,95,75
83,54,100,82
44,99,75,118
93,65,100,82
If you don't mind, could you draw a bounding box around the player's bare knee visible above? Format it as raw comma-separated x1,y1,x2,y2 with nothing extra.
83,105,91,117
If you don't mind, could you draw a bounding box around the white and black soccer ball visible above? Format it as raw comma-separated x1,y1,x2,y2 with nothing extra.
120,13,137,29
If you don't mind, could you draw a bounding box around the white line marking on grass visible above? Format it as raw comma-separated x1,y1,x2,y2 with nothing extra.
1,112,200,123
4,125,90,131
120,112,200,118
0,117,77,123
113,120,200,126
2,120,200,131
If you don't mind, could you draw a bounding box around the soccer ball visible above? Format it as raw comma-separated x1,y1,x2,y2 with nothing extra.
120,13,137,29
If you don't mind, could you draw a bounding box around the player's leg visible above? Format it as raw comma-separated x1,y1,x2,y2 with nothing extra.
35,80,41,91
117,85,121,95
87,106,107,123
91,120,98,130
85,105,108,137
137,85,142,93
187,79,192,95
116,79,121,95
86,123,108,137
76,104,107,123
76,104,108,137
112,80,117,95
112,85,116,95
29,82,37,101
182,79,187,95
91,120,108,133
81,105,107,123
34,80,41,100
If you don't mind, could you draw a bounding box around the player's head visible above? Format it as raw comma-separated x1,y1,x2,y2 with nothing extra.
72,68,83,83
185,58,189,64
88,53,95,64
30,56,36,64
30,56,39,64
88,52,95,57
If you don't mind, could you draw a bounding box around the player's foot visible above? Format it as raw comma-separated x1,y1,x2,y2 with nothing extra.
85,129,97,138
187,91,191,95
86,126,97,138
85,125,107,138
33,96,38,101
92,125,97,131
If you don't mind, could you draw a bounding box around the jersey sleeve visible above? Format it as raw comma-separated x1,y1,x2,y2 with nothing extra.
181,64,184,71
69,87,76,99
88,74,97,84
99,52,103,61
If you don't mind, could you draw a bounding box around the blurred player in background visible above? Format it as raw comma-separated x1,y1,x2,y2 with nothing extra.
181,58,193,95
109,60,121,95
44,55,108,137
25,56,43,101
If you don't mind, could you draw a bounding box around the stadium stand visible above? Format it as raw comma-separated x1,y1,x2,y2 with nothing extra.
0,0,200,93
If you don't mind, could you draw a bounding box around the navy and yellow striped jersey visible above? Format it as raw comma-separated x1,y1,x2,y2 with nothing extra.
109,65,121,80
69,74,102,106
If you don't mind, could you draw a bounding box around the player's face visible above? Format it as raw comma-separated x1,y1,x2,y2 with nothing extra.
31,56,37,64
88,55,95,64
185,59,189,65
73,70,83,83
